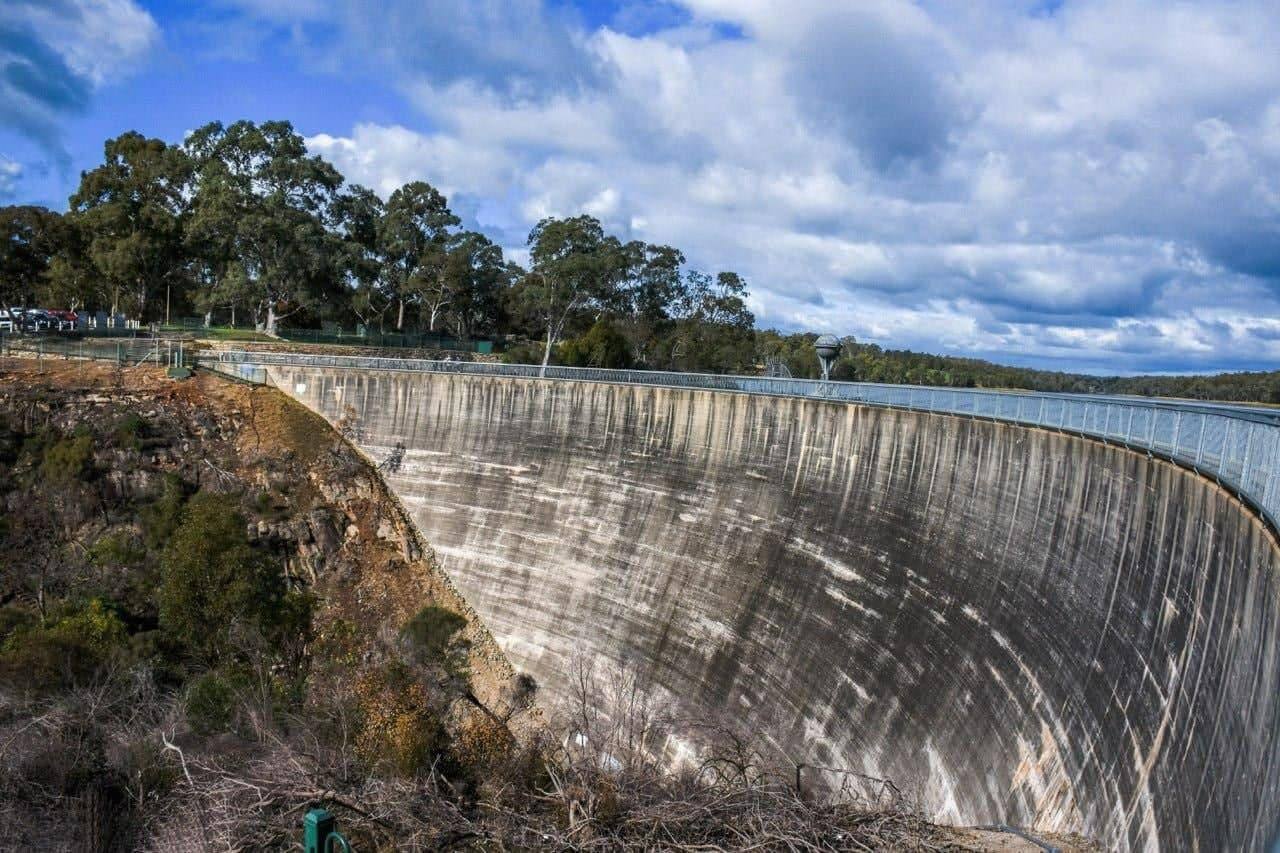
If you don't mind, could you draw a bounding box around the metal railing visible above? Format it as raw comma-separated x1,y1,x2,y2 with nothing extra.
208,349,1280,534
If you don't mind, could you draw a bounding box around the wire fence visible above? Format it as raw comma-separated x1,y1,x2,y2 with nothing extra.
208,349,1280,535
275,328,495,354
1,332,189,368
158,318,496,353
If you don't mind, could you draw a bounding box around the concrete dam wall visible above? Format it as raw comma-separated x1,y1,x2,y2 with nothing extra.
266,365,1280,851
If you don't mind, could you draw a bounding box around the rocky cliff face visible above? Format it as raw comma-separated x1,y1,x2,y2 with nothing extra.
1,363,533,716
0,361,537,849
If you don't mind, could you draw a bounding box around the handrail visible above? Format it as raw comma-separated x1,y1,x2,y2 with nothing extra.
209,349,1280,536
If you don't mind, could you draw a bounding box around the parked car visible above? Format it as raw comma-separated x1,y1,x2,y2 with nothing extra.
19,309,55,332
47,309,78,331
0,308,16,333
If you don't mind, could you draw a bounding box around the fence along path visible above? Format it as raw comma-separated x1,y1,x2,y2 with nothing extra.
208,349,1280,536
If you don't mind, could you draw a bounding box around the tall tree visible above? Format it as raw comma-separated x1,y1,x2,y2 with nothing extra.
619,242,685,365
671,270,756,373
42,213,101,312
379,181,459,331
0,205,64,307
69,132,192,320
332,185,391,332
521,215,626,369
442,231,511,339
184,120,345,335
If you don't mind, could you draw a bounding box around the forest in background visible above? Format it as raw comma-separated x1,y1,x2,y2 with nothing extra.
2,119,1277,403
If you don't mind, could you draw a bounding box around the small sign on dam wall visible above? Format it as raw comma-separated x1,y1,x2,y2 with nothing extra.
271,364,1280,851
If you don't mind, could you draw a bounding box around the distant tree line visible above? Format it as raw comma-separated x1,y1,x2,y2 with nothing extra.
759,332,1280,404
2,119,1277,400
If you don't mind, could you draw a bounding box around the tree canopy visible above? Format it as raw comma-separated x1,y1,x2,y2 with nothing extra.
1,118,1276,402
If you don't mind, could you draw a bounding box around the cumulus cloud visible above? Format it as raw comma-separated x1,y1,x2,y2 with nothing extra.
255,0,1280,371
0,157,21,199
0,0,159,161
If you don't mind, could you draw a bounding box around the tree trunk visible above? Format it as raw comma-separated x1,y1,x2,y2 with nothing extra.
266,304,278,337
397,299,405,331
540,327,554,376
203,311,212,328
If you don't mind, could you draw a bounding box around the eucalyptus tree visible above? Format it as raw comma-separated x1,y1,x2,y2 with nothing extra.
0,205,65,307
669,269,756,373
618,242,685,365
68,132,192,319
331,185,391,332
378,181,459,331
184,120,345,335
521,215,627,369
441,231,512,339
41,213,101,312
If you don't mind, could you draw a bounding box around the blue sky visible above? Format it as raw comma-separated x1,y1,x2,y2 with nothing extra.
3,0,1280,375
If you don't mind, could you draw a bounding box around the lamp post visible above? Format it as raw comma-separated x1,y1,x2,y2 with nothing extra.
814,334,841,381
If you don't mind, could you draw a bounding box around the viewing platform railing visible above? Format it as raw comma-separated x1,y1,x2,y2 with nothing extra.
209,349,1280,536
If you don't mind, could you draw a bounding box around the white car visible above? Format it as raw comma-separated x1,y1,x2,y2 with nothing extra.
0,308,16,333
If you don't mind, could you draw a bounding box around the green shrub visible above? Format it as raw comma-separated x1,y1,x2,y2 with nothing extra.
158,491,293,665
354,661,450,777
499,340,547,365
88,530,146,568
0,603,36,645
558,320,634,369
140,473,187,549
40,431,95,484
110,414,145,450
0,599,128,690
18,425,52,465
184,671,237,735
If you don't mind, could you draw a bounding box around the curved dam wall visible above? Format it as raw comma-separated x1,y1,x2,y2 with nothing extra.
265,365,1280,851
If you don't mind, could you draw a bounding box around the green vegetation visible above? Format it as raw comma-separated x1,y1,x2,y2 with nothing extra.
2,117,1273,402
87,530,145,568
558,319,635,369
183,670,237,735
0,598,127,690
38,431,94,485
110,413,145,449
140,473,187,549
402,605,467,658
0,119,752,374
158,491,299,665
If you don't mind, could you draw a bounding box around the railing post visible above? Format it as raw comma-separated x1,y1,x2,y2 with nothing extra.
303,808,351,853
1223,420,1236,480
1241,425,1254,491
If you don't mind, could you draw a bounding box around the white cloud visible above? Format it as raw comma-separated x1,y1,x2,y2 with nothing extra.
1,0,159,161
0,158,21,199
15,0,159,86
284,0,1280,373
